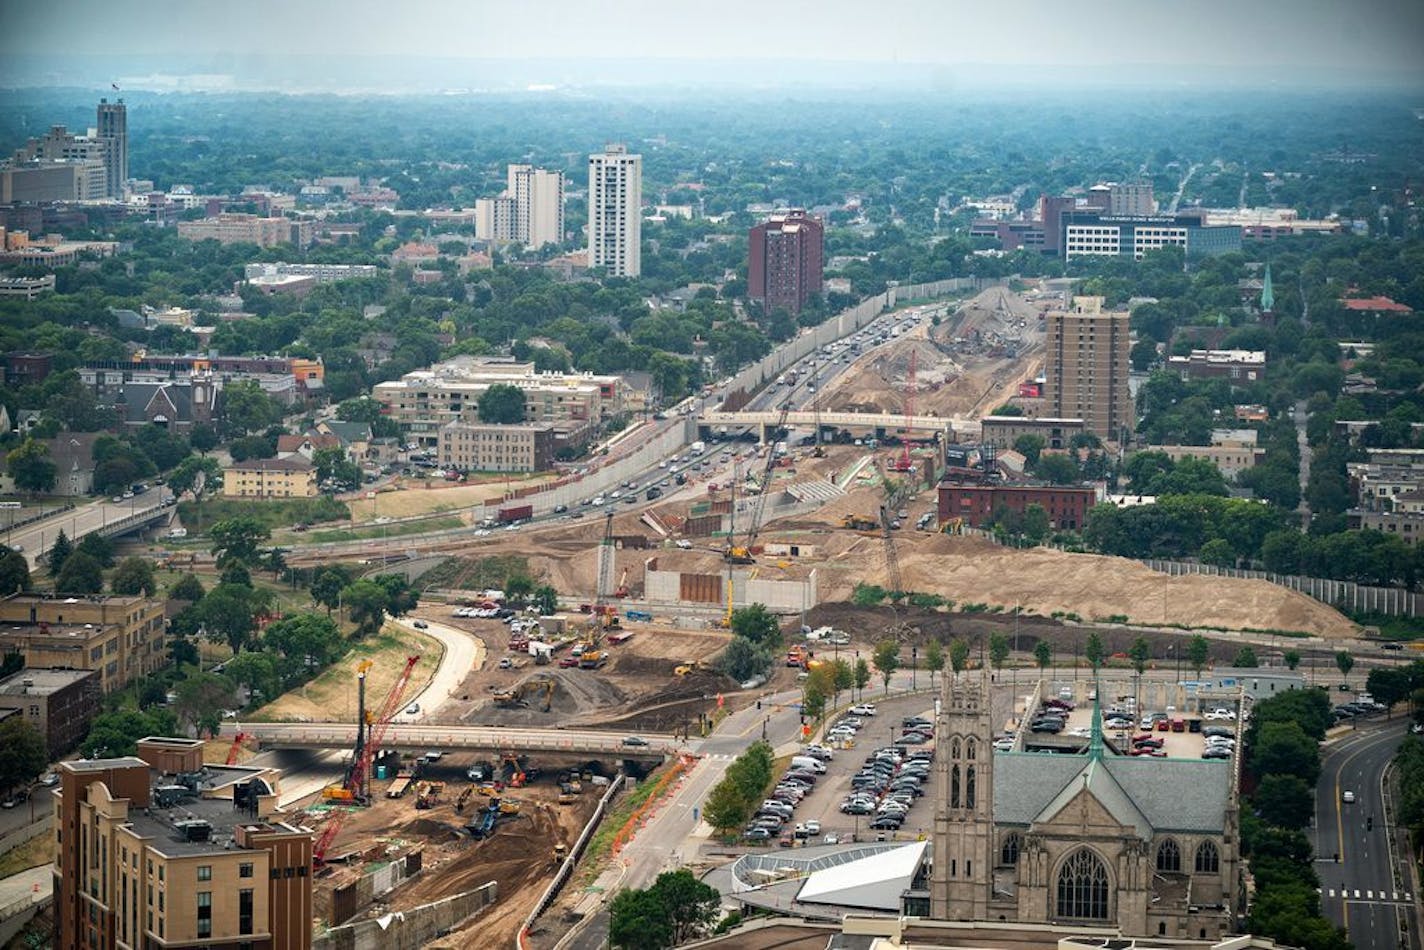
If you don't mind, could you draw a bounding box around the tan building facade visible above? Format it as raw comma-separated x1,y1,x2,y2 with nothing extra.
177,214,315,249
438,421,556,473
979,416,1087,452
223,458,317,499
54,738,312,950
1044,296,1132,442
0,593,166,693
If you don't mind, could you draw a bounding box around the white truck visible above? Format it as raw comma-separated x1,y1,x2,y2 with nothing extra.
690,441,706,455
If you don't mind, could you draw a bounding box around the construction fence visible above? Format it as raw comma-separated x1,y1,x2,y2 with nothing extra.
1140,559,1423,619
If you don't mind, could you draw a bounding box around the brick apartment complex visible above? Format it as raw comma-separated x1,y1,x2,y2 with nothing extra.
937,480,1098,530
0,667,101,758
748,209,824,315
53,737,312,950
177,213,314,249
1044,296,1132,442
0,593,166,694
438,421,556,473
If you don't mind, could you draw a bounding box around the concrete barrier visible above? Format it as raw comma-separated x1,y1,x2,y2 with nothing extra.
314,881,498,950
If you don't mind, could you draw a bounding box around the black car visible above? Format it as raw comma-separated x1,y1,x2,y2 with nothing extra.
1031,720,1064,733
553,504,568,513
869,815,904,830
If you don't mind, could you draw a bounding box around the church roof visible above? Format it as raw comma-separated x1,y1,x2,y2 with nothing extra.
1031,756,1152,838
994,753,1230,836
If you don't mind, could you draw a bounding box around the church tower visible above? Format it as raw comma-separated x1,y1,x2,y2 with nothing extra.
931,669,994,920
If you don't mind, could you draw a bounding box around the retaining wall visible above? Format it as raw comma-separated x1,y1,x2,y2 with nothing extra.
314,881,497,950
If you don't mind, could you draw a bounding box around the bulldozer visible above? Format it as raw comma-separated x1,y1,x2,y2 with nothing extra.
841,513,880,532
674,661,699,677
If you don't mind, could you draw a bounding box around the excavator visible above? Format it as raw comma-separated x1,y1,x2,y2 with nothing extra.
492,677,555,712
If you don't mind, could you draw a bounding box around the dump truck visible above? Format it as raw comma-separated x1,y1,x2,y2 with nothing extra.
840,514,879,531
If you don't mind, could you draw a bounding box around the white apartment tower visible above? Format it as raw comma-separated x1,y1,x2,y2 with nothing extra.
587,144,641,277
507,164,565,248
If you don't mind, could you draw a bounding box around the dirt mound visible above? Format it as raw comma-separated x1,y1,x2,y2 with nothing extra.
815,532,1355,638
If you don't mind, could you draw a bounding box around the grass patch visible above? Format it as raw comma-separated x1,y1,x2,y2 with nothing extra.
306,515,463,544
414,555,532,590
579,766,672,881
0,832,54,877
177,496,349,533
246,622,442,724
1343,611,1424,641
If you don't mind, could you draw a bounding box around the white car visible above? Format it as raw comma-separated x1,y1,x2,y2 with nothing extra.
804,819,821,835
993,738,1015,752
849,704,877,716
1342,790,1356,804
676,539,693,549
1204,709,1236,721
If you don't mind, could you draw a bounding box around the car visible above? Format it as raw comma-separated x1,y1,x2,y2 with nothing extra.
1203,708,1236,721
1132,747,1166,757
903,716,932,728
412,619,428,629
622,735,650,747
1201,748,1232,760
898,732,930,745
405,703,421,715
40,772,58,787
1031,720,1063,733
423,751,443,762
1132,737,1164,749
1202,726,1234,738
743,827,772,840
498,657,514,670
850,704,877,716
675,539,693,549
1382,642,1405,651
869,816,903,830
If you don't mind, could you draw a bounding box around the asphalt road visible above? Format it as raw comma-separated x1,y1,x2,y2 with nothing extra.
389,616,485,722
6,486,169,568
1315,720,1418,950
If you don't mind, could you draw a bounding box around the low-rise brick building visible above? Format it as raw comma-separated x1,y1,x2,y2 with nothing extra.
0,667,101,758
937,480,1098,530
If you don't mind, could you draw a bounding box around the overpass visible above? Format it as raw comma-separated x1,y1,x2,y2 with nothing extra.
696,408,978,441
9,494,171,571
229,722,681,759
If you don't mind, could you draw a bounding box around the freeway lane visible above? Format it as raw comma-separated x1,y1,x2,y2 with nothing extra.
1315,720,1418,950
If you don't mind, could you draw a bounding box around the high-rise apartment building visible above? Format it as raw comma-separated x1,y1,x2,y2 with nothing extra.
587,144,641,278
1044,295,1132,442
96,98,127,198
474,196,517,243
748,209,824,315
53,737,312,950
507,164,565,248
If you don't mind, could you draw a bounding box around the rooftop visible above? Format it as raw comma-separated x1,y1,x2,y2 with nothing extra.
0,667,97,696
229,457,313,473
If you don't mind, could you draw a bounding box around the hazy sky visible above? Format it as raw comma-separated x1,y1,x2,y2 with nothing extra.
4,0,1422,86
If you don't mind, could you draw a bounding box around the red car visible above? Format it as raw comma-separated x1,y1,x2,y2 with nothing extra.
558,656,579,668
1155,719,1172,732
1131,747,1166,757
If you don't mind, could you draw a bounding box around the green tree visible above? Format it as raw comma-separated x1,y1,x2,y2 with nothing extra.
802,666,832,720
341,578,393,638
831,658,854,705
209,516,271,568
988,633,1010,673
1282,649,1301,671
701,778,750,835
0,548,30,596
56,550,103,594
1013,434,1046,467
310,565,355,614
263,612,344,669
853,657,871,700
1021,503,1050,544
649,869,721,945
168,454,223,531
1234,646,1260,668
851,582,886,607
532,585,559,615
1364,667,1411,710
872,640,899,694
110,557,157,596
477,383,527,424
81,707,178,758
1199,538,1235,568
313,447,360,490
950,638,970,675
1254,774,1315,829
221,379,282,435
76,533,115,568
729,604,781,648
1033,453,1081,485
608,886,674,950
717,637,770,682
198,583,271,653
0,718,48,793
189,424,219,454
1085,631,1105,669
172,671,237,737
47,529,73,577
504,573,534,606
6,438,56,494
1334,651,1354,686
924,639,945,687
1187,635,1211,676
1250,720,1321,785
1128,637,1151,676
223,651,279,703
1034,640,1052,673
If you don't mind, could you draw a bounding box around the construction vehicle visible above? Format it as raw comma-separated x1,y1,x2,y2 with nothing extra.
312,654,422,866
725,401,791,565
880,505,904,599
578,648,607,669
493,677,555,712
786,645,809,668
466,797,521,840
613,567,630,599
500,753,527,788
224,732,249,766
553,844,569,864
717,574,734,629
557,784,578,804
414,781,445,809
942,517,964,535
454,787,474,814
840,513,880,532
674,661,699,677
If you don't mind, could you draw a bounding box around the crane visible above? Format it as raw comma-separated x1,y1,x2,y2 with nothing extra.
224,732,248,766
313,654,422,866
725,401,790,564
587,509,620,634
880,505,903,600
892,349,917,472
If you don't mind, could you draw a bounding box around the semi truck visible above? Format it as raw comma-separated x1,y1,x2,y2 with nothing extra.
498,504,534,523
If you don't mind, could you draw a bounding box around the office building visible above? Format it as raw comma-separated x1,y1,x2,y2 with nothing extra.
0,593,167,694
587,144,642,277
96,99,127,197
53,737,312,950
748,209,824,315
0,274,56,299
243,262,377,283
1060,210,1241,261
475,195,517,244
1044,296,1132,442
177,213,314,249
0,162,108,203
1165,348,1266,383
1086,181,1155,216
508,164,565,248
222,458,318,499
373,356,624,447
0,667,102,758
1156,429,1266,479
437,421,556,473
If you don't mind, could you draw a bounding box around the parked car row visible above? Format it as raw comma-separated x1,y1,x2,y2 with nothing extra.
743,747,832,844
1333,699,1387,721
839,742,934,833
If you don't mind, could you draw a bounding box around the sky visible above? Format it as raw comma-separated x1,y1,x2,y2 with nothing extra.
3,0,1422,90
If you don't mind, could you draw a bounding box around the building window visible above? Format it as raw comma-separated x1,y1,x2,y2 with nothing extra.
1156,838,1181,873
197,865,211,881
1055,848,1109,921
950,765,960,808
239,862,253,878
1195,840,1220,874
197,891,212,938
1000,833,1021,866
239,888,253,935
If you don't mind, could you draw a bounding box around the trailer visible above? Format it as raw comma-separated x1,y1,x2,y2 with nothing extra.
386,769,416,799
498,504,534,523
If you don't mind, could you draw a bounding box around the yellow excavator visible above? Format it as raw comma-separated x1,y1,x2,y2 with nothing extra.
493,677,555,712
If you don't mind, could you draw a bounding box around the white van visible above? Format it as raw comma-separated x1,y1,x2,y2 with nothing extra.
166,527,187,539
789,755,826,774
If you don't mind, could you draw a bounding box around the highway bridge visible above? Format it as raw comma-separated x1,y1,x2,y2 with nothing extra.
696,408,978,440
8,492,171,570
227,722,682,759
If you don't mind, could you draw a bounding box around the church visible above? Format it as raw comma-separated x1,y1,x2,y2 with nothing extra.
930,672,1243,941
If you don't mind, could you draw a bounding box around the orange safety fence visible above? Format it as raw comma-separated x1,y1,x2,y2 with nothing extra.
610,754,694,855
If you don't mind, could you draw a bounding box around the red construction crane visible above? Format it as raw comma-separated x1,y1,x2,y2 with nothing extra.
225,732,248,766
313,654,422,866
